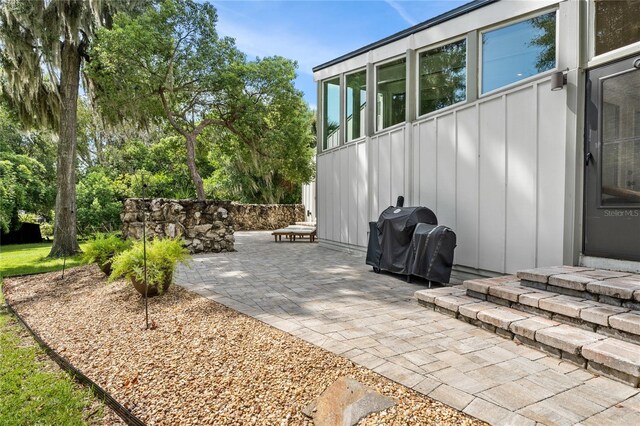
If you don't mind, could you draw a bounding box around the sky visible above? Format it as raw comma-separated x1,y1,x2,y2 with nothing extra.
212,0,468,110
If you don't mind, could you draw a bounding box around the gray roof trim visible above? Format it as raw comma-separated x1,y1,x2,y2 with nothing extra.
312,0,498,73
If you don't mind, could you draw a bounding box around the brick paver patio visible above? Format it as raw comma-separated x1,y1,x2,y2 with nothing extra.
176,231,640,425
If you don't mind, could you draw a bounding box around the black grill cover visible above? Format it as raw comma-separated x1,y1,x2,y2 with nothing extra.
409,223,457,284
365,221,382,269
372,206,437,274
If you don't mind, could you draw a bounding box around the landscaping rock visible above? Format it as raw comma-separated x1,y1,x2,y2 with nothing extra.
302,377,395,426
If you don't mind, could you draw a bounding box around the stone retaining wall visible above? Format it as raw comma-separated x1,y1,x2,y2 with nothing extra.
121,199,305,253
229,203,304,231
122,199,235,253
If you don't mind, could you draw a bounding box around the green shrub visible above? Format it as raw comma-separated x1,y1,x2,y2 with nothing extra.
110,237,190,295
82,233,131,274
39,222,53,240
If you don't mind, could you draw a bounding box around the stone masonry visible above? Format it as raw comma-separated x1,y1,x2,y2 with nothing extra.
122,199,305,253
122,199,235,253
229,203,304,231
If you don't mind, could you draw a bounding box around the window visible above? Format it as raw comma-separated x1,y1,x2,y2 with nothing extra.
376,58,406,131
419,39,466,116
345,70,366,142
594,0,640,56
481,12,556,94
323,77,340,150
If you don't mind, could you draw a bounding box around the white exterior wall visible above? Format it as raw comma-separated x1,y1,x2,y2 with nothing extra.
315,0,578,274
301,177,316,223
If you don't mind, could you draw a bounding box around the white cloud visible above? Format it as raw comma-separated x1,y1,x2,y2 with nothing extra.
384,0,418,26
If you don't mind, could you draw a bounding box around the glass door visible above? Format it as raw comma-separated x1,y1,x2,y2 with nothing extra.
584,56,640,261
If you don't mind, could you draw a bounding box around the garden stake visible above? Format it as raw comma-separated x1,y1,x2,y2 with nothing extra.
142,174,149,330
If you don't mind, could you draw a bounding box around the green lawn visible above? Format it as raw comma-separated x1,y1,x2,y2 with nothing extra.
0,290,103,425
0,242,87,279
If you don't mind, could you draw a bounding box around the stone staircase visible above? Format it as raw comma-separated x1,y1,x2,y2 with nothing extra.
415,266,640,387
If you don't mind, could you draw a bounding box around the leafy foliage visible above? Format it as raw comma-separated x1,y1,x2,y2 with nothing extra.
88,0,314,201
0,103,56,232
81,233,131,270
0,149,53,233
0,0,147,257
76,169,127,235
110,237,190,295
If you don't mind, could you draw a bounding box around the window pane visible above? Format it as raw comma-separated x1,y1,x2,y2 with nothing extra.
595,0,640,56
323,77,340,150
376,59,406,130
419,39,466,116
346,70,366,142
601,70,640,206
482,12,556,94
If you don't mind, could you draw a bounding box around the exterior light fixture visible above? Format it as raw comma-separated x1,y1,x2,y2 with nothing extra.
551,71,567,91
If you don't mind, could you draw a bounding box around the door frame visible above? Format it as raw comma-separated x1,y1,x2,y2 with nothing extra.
583,55,640,261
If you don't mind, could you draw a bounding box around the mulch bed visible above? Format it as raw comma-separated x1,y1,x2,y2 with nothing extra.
4,265,485,425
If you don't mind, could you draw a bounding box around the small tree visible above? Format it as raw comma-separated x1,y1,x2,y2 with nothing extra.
89,0,314,200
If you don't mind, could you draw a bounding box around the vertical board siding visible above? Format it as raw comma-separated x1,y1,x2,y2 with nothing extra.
347,145,358,245
317,155,325,240
317,81,567,273
456,106,480,269
537,81,567,266
416,120,438,209
390,128,405,204
378,133,392,210
332,151,340,242
340,147,350,243
436,114,457,228
412,124,420,204
370,136,379,219
478,97,507,272
506,88,538,272
357,142,368,246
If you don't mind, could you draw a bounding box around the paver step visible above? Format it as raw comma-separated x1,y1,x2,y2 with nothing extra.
414,288,640,387
462,277,640,346
516,266,640,310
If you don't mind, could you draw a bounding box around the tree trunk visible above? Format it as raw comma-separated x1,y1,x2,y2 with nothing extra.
49,39,81,257
184,134,205,200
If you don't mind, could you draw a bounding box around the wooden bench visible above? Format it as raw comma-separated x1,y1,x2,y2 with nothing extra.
272,226,317,242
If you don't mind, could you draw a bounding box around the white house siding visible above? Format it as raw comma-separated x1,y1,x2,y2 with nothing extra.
317,77,567,274
315,0,577,274
301,177,316,223
317,141,369,248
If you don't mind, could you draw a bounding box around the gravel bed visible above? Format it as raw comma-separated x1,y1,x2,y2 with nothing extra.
4,265,485,425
